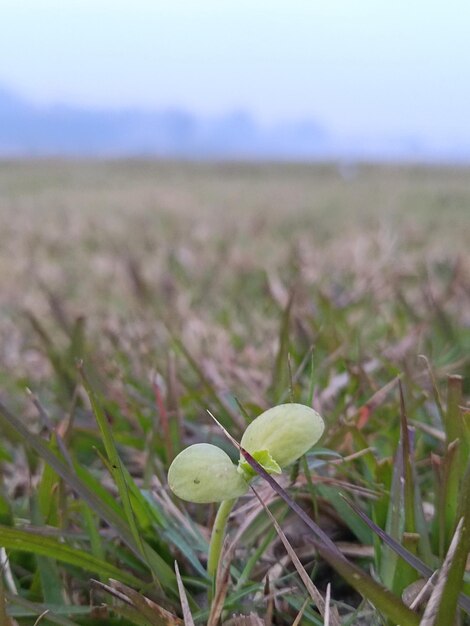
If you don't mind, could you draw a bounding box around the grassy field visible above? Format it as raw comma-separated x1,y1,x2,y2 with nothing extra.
0,160,469,625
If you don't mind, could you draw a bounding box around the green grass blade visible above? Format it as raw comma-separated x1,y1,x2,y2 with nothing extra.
0,525,142,587
80,367,178,592
432,459,470,623
37,431,61,525
440,439,461,554
391,386,424,594
33,431,65,604
315,484,371,545
399,383,417,535
24,311,76,400
440,376,467,550
79,366,145,549
73,460,125,518
6,594,89,625
269,290,294,402
444,375,465,448
381,426,404,587
31,498,64,605
81,502,105,563
0,577,12,626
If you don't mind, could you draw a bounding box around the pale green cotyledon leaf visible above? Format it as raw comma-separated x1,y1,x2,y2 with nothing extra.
168,443,249,503
240,403,324,468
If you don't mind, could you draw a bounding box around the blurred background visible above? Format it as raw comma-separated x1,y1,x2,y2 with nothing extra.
2,0,470,161
1,0,469,391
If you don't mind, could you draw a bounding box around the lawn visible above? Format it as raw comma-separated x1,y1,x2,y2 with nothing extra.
0,160,468,625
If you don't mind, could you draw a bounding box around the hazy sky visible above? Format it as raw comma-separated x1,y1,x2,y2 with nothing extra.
1,0,469,140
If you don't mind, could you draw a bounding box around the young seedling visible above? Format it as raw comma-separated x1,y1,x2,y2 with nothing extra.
167,403,325,582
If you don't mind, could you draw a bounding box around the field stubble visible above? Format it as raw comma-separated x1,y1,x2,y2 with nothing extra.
1,161,468,388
